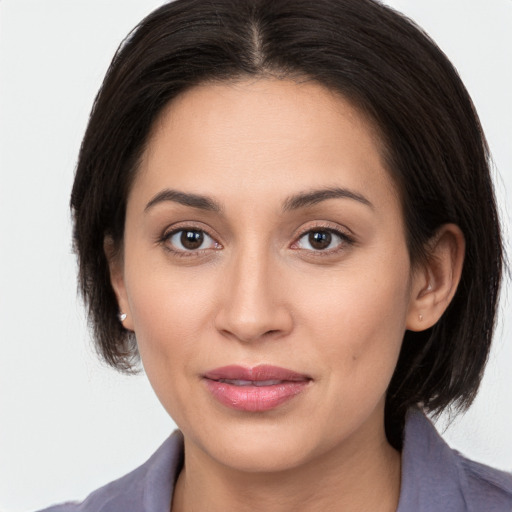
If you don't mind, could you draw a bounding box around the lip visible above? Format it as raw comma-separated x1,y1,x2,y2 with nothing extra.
203,365,311,412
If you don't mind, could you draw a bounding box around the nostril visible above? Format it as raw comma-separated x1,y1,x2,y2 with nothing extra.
213,291,294,343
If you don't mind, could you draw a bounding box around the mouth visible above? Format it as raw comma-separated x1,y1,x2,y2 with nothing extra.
203,365,312,412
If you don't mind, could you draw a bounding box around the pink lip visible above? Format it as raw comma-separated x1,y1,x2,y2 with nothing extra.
203,365,311,412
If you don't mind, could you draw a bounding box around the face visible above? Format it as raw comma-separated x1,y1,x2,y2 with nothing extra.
112,79,424,473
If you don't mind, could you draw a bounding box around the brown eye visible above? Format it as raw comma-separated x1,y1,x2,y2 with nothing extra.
308,231,332,250
294,228,351,253
165,228,218,253
181,230,204,250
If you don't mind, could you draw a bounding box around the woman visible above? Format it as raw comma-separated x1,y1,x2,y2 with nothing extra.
37,0,511,510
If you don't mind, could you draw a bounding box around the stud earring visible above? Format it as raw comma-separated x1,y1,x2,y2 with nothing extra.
118,312,127,322
418,314,424,322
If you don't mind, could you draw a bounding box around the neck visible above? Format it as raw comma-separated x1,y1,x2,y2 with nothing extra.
171,418,401,512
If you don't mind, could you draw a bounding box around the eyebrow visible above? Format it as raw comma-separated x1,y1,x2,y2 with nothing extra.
144,186,373,214
145,189,222,213
283,187,373,211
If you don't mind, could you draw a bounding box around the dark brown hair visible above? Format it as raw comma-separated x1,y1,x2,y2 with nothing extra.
71,0,503,447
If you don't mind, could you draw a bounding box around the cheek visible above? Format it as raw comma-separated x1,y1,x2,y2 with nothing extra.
292,256,411,375
125,270,208,421
125,237,216,328
123,257,216,374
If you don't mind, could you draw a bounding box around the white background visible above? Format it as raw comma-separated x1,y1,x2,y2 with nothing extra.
0,1,511,511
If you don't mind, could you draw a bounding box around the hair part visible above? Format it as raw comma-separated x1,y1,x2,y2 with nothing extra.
71,0,503,447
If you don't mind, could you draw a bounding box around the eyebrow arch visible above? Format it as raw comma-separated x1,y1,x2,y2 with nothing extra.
283,187,373,211
145,189,222,213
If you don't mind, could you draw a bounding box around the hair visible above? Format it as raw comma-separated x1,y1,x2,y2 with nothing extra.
71,0,503,448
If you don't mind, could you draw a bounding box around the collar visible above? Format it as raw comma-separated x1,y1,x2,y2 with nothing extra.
397,408,467,511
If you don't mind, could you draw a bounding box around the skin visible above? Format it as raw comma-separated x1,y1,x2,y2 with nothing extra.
108,79,464,512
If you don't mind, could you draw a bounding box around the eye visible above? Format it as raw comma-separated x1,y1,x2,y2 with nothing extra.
164,228,219,253
294,228,350,252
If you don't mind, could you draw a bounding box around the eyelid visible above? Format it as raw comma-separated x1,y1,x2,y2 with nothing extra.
159,222,222,255
290,221,356,253
292,220,354,240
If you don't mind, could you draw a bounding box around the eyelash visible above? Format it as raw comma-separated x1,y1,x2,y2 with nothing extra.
291,224,355,256
158,223,355,258
159,225,222,258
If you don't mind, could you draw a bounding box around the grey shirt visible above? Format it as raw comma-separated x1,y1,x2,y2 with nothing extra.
38,409,512,511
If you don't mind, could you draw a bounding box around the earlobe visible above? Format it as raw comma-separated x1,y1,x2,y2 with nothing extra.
104,236,134,331
406,224,465,332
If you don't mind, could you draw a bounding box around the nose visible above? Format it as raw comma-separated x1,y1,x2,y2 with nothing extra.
214,248,293,343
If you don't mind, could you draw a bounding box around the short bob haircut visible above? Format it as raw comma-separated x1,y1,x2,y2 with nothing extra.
72,0,503,447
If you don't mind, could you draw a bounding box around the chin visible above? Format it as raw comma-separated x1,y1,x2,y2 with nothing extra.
180,410,338,474
207,432,315,473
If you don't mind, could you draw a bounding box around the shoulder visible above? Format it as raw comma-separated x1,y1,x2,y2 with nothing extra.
457,454,512,511
35,431,184,512
34,465,143,512
398,408,512,511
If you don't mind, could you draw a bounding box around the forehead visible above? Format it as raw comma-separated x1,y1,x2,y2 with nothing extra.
133,78,398,211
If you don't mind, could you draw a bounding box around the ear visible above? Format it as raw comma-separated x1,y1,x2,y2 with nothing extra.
406,224,465,332
104,236,134,331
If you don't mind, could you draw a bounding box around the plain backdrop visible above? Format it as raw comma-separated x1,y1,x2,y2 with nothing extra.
0,1,511,511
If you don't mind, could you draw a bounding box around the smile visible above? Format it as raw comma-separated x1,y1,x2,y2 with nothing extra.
203,365,311,412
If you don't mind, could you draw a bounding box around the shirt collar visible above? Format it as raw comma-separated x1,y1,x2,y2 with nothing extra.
397,408,467,511
142,430,184,512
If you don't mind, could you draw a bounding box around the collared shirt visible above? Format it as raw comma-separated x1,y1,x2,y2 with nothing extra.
38,409,512,511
